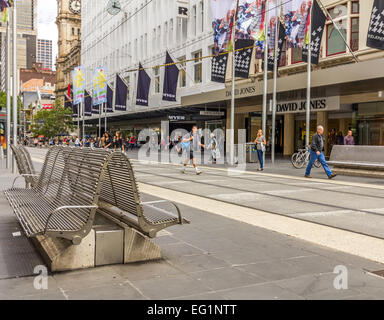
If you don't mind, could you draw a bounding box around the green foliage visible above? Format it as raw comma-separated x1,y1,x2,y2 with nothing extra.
31,99,75,138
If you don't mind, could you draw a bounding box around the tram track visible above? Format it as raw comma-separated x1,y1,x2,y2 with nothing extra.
134,168,384,240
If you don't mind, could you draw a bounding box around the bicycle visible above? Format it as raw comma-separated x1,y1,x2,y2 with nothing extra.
291,147,321,169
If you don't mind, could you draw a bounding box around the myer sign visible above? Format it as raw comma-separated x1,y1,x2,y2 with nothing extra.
272,96,340,114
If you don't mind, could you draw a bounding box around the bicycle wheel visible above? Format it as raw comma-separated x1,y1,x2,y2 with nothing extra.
314,159,321,168
293,154,306,169
291,153,299,167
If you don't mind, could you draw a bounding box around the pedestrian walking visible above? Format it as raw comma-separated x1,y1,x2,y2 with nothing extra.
209,133,219,164
254,129,266,171
305,125,337,179
114,131,123,150
344,130,355,146
75,136,81,147
181,125,205,175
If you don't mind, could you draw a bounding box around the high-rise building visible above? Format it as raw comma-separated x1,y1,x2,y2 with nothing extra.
55,0,81,102
37,39,53,70
0,0,38,92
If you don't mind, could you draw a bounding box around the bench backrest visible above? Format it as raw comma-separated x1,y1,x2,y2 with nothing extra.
98,151,144,219
10,145,27,175
330,145,384,163
19,146,36,174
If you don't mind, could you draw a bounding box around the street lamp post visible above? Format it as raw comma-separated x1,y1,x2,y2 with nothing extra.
12,2,17,173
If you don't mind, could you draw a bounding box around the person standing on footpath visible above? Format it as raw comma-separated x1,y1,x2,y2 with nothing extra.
344,130,355,146
305,125,337,179
181,125,205,175
254,129,266,171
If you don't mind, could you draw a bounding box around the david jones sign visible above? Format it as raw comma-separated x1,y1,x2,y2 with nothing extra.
273,97,340,114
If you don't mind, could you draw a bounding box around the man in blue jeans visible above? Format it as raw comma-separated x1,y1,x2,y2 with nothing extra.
305,125,337,179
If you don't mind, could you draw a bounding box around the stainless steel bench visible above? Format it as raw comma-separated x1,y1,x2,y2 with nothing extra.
92,150,189,238
10,144,40,188
5,147,109,245
5,146,188,245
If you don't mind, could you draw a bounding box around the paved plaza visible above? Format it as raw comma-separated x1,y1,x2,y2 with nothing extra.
2,148,384,300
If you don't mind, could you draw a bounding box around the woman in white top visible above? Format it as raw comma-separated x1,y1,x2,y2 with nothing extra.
254,129,267,171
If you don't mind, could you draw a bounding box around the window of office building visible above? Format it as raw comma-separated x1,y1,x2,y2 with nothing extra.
200,1,204,33
326,1,359,56
193,51,202,84
291,47,302,64
192,5,197,36
178,56,186,88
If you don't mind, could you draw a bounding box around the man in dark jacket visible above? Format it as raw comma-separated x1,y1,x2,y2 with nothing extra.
305,125,337,179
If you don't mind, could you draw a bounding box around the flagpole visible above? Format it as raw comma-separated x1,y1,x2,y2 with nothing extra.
230,0,239,166
77,104,80,138
12,1,17,173
6,18,11,169
262,0,269,166
98,103,101,138
306,4,312,148
105,102,107,133
272,0,280,165
82,101,85,142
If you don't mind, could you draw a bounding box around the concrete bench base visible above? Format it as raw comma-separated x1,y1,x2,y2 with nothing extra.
31,216,162,272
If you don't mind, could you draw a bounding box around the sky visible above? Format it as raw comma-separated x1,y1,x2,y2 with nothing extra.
37,0,58,70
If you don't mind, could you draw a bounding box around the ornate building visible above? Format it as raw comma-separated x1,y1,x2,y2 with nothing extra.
55,0,81,102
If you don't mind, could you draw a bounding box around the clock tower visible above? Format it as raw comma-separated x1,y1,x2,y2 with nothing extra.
55,0,82,102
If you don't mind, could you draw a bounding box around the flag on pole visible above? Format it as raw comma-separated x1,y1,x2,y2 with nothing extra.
302,0,326,64
234,39,254,78
162,51,179,102
211,52,229,83
211,0,237,54
115,74,128,111
282,0,312,48
264,21,286,71
93,67,107,105
367,0,384,50
106,85,114,113
72,66,85,105
73,104,78,118
64,94,72,110
0,0,13,12
84,90,92,117
136,63,151,106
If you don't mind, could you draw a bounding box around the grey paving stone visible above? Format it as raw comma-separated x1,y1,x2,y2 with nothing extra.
189,267,265,291
111,260,183,281
52,266,123,291
130,274,213,300
167,253,230,273
161,242,207,258
219,283,304,300
65,283,146,300
173,292,228,300
275,272,362,300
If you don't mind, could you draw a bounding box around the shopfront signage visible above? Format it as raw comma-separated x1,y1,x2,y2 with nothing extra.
200,111,225,117
177,0,189,18
168,115,186,121
225,85,257,98
273,96,340,114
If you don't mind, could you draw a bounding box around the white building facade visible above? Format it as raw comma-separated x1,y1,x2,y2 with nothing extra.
82,0,222,113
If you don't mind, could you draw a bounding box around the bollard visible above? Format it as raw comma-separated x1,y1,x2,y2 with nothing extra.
0,146,4,160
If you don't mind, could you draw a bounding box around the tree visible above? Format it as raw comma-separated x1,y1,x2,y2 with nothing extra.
31,99,75,139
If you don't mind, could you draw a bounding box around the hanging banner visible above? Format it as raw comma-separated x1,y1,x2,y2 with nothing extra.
211,0,237,54
64,94,72,110
91,90,100,114
236,0,265,40
0,0,13,12
72,66,85,105
263,21,286,71
115,74,128,111
72,104,78,118
136,63,151,106
367,0,384,50
211,52,229,83
93,67,107,106
162,52,179,102
282,0,312,48
84,90,92,117
234,39,254,78
106,85,114,113
302,0,326,64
